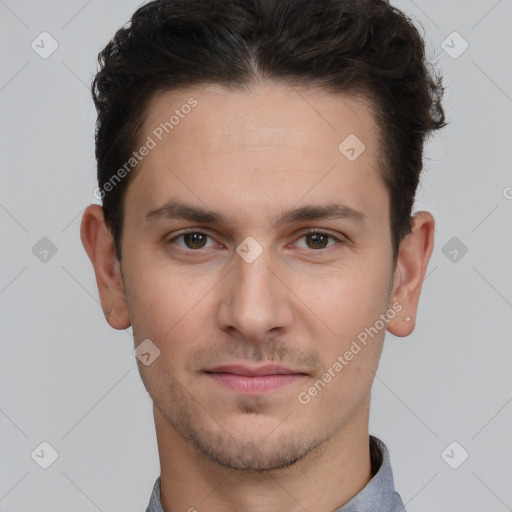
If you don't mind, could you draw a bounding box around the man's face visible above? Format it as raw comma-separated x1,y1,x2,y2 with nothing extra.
120,83,396,470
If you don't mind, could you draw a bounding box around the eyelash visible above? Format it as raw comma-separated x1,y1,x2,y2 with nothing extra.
165,228,346,256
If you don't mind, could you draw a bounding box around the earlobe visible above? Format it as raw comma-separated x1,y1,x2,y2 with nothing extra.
80,204,131,330
386,211,435,338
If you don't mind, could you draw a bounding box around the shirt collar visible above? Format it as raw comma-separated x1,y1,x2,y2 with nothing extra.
335,436,406,512
145,435,406,512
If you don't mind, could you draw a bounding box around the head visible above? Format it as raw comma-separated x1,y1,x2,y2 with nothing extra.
81,0,445,471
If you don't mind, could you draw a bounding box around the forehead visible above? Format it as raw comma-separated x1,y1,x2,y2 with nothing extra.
124,82,387,229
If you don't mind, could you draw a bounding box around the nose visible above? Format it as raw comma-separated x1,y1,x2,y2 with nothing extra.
217,244,294,344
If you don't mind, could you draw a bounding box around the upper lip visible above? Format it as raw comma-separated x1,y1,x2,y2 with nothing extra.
205,364,306,376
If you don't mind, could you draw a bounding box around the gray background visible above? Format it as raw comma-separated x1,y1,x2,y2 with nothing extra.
1,0,511,510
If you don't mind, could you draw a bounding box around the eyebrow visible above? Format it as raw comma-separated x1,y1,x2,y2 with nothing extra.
145,200,367,227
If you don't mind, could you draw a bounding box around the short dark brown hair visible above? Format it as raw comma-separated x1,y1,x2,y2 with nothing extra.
92,0,446,263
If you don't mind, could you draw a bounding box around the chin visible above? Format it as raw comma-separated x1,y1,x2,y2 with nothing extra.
200,436,317,472
181,415,327,472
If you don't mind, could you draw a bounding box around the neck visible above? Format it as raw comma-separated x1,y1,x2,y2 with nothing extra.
154,405,373,512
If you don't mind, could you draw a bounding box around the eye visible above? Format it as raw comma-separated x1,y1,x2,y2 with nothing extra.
168,231,217,252
294,229,344,250
166,228,346,256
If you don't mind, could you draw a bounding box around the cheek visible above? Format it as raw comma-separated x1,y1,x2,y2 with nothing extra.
312,354,379,418
295,261,390,339
125,261,217,357
289,262,391,403
122,256,178,337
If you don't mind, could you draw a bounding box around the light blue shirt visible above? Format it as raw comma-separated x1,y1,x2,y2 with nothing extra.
145,435,406,511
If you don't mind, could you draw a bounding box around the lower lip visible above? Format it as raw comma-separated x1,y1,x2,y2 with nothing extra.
206,372,305,393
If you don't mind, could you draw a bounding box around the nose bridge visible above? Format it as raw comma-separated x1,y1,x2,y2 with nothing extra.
219,241,290,338
238,250,272,298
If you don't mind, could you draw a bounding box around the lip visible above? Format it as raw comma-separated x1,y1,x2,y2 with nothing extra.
205,364,305,376
204,364,308,394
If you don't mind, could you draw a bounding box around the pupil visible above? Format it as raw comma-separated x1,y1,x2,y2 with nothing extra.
185,233,206,249
308,233,327,249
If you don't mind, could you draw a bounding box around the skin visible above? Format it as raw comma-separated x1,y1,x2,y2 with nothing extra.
81,82,434,512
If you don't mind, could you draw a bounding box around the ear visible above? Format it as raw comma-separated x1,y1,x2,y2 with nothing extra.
386,211,435,337
80,204,131,330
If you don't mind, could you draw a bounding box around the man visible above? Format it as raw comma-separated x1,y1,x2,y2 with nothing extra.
80,0,446,510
